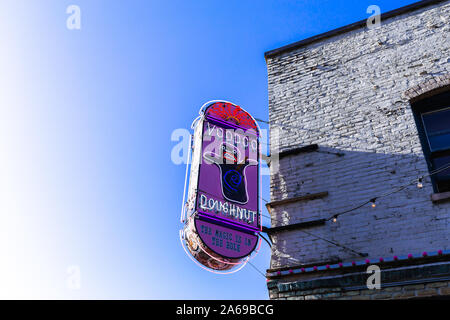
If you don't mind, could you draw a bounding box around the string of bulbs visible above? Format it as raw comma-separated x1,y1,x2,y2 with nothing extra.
253,116,450,221
195,187,369,257
255,165,449,257
193,161,450,267
255,162,450,264
256,163,450,223
260,211,368,257
328,162,450,223
186,116,450,270
254,117,450,257
192,159,450,257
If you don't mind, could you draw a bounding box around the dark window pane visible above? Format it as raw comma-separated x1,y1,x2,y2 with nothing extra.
433,155,450,193
422,107,450,134
428,133,450,151
422,107,450,152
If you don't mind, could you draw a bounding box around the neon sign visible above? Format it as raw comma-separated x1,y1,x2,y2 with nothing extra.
180,100,261,273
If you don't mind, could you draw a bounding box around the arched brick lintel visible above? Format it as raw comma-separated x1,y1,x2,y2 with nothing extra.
404,74,450,103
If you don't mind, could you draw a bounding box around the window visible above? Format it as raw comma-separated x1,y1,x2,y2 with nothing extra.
421,107,450,152
412,90,450,193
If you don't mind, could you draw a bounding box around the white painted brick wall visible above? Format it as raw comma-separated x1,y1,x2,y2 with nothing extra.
266,1,450,269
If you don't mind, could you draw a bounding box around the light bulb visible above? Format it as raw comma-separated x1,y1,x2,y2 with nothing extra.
417,178,423,189
332,216,338,223
370,198,377,208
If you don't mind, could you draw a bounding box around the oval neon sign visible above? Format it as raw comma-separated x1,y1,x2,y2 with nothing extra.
180,100,261,273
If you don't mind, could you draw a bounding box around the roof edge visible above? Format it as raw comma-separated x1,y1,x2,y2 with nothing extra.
265,0,448,59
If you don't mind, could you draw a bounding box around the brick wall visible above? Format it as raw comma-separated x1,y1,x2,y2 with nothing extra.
267,260,450,300
269,280,450,300
265,0,450,299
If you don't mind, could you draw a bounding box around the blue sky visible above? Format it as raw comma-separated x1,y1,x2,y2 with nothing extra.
0,0,418,299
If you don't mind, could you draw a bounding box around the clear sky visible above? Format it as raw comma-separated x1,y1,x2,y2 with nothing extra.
0,0,418,299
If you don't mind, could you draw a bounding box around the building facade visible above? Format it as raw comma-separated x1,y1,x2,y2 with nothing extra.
265,0,450,299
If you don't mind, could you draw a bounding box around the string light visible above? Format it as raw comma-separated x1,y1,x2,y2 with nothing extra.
193,141,450,231
247,261,267,279
417,177,423,189
254,116,450,223
184,111,450,277
321,163,450,222
185,114,450,276
197,187,367,258
193,161,450,278
261,213,368,257
259,164,450,261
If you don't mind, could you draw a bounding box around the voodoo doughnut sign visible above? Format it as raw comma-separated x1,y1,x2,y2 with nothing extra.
180,100,261,272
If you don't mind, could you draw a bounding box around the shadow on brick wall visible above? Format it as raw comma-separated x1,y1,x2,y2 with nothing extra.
268,146,449,269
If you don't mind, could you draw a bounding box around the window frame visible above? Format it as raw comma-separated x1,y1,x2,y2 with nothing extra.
411,89,450,194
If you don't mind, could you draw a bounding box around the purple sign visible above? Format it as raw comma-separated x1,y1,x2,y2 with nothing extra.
195,119,260,231
195,219,259,259
184,101,260,265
